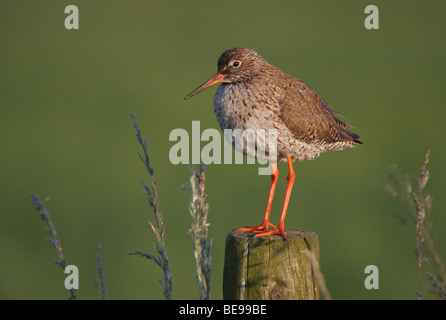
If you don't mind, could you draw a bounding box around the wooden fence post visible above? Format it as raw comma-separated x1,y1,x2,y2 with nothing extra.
223,229,320,300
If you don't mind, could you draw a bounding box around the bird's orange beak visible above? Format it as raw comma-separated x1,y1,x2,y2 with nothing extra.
184,73,227,100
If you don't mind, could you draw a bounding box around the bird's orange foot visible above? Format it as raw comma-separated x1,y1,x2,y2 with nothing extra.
253,228,287,240
236,221,277,233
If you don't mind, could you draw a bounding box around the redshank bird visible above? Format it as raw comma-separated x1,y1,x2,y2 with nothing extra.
184,47,362,239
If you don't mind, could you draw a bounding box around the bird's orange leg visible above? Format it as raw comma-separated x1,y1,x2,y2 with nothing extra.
236,163,279,232
254,156,295,240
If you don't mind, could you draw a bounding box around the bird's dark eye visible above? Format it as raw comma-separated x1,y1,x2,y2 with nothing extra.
232,61,241,68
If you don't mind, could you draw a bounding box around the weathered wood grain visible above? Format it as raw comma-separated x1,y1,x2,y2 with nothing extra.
223,229,319,300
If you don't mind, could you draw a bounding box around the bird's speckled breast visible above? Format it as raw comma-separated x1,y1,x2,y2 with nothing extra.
213,82,324,162
213,82,280,131
213,82,278,161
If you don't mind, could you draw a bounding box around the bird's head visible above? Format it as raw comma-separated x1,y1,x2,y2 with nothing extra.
184,47,265,100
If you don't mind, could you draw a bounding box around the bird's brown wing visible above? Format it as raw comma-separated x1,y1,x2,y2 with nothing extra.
278,78,361,145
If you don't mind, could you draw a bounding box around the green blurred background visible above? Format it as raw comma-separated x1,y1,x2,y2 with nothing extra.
1,0,445,300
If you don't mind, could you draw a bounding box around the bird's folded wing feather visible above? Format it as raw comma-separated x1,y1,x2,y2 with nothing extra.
278,78,361,145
